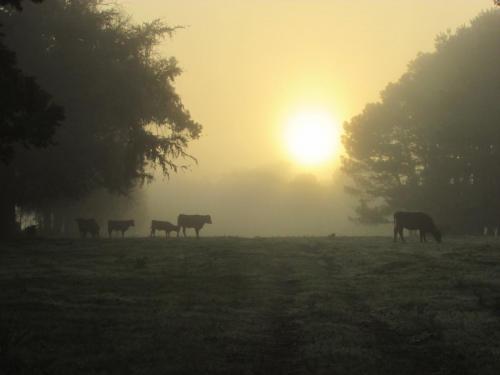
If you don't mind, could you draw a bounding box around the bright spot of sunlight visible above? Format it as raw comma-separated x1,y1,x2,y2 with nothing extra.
284,109,341,166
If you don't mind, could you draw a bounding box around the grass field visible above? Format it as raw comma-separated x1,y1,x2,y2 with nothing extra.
1,236,500,375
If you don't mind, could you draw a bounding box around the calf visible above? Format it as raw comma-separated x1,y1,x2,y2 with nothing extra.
394,211,441,243
76,218,100,238
151,220,179,238
108,220,135,238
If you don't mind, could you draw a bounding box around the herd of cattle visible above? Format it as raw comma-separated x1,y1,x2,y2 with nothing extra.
73,211,443,242
76,214,213,239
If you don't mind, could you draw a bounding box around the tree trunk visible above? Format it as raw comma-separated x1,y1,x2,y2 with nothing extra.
53,209,63,237
41,209,52,236
0,166,17,238
0,194,16,238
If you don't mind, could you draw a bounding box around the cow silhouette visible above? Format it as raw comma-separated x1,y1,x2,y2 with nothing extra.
108,220,135,238
177,214,212,238
151,220,179,238
393,211,441,243
76,218,99,238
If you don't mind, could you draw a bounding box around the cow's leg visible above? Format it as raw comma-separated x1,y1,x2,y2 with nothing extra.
419,230,424,242
398,226,405,242
151,228,155,237
166,230,169,239
108,229,112,238
393,225,398,242
195,228,200,239
182,226,187,237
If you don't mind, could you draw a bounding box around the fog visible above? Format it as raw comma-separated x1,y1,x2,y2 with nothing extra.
1,0,495,238
143,165,389,237
119,0,486,238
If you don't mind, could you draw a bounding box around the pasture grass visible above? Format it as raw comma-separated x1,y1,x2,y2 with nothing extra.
1,236,500,374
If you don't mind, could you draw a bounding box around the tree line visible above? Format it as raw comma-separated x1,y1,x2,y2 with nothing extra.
343,10,500,234
0,0,201,238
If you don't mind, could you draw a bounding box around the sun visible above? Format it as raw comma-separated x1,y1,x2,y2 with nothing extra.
284,109,341,166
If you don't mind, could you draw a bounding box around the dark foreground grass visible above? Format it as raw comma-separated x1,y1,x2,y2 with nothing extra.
1,236,500,375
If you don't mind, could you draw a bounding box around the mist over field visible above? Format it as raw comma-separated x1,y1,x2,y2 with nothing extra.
1,0,497,238
144,166,389,237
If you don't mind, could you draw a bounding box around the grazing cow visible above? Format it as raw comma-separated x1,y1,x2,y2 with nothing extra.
76,218,100,238
108,220,135,238
150,220,179,238
177,214,212,238
394,211,441,243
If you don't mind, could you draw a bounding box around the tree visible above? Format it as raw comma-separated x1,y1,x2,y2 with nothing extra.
0,40,63,163
0,0,63,163
0,0,201,237
342,10,500,234
0,0,42,10
1,0,64,236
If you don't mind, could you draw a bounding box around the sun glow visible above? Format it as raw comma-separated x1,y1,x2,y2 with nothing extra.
284,109,341,166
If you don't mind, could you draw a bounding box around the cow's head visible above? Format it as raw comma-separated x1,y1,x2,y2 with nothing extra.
128,220,135,226
205,215,212,224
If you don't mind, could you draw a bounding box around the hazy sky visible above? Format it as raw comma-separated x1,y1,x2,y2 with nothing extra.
116,0,490,236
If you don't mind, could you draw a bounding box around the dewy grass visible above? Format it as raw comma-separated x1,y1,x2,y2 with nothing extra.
0,236,499,374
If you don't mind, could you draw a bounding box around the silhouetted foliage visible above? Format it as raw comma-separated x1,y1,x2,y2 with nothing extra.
0,0,62,163
0,0,42,10
343,10,500,234
0,42,63,163
0,0,64,237
0,0,201,236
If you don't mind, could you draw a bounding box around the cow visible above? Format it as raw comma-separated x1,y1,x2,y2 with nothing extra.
393,211,441,243
76,218,100,238
177,214,212,238
108,220,135,238
150,220,179,238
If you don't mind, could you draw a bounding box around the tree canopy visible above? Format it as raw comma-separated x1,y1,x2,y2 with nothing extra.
0,0,42,11
342,10,500,233
0,0,201,236
0,38,63,163
0,0,63,163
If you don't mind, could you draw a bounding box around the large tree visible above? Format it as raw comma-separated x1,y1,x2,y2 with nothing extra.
342,10,500,234
1,0,64,236
0,0,201,237
0,0,63,163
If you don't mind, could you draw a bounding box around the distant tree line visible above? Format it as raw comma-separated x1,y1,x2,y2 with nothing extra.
0,0,201,237
343,10,500,234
